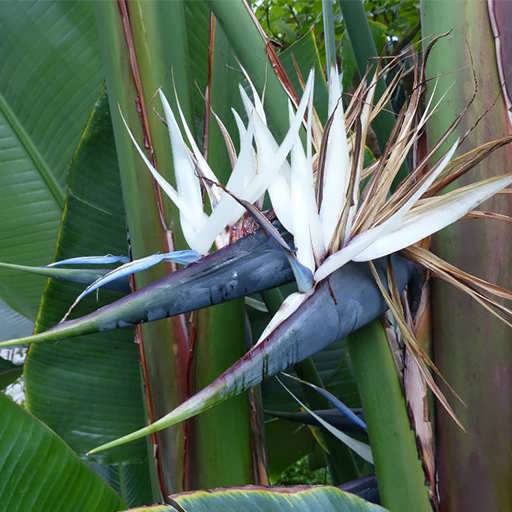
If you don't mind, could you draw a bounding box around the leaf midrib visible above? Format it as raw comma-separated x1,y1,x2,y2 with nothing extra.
0,91,65,209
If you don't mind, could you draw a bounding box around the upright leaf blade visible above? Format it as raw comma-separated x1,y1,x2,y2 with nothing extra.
0,0,103,317
94,0,194,496
24,94,152,506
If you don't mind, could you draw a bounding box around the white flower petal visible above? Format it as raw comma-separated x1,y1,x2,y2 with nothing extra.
314,223,389,282
193,118,258,253
256,292,309,345
158,91,208,251
354,174,512,261
226,115,258,194
238,74,266,123
319,68,351,247
252,112,294,231
327,65,342,117
250,71,316,229
232,108,248,142
289,101,316,272
179,72,315,254
315,140,460,281
165,89,219,187
119,110,183,212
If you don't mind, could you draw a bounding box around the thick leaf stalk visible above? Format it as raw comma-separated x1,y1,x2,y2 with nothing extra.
349,322,433,511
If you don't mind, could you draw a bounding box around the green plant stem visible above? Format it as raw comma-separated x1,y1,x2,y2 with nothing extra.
322,0,337,81
348,320,432,511
94,1,188,497
190,301,254,488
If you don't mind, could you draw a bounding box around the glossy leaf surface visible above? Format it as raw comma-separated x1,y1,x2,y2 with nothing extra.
124,485,385,511
0,0,102,317
0,393,123,512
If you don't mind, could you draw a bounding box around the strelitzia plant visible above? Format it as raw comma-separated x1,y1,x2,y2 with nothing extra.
2,46,511,465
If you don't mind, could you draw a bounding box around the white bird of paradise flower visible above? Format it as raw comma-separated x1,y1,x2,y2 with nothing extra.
122,65,512,342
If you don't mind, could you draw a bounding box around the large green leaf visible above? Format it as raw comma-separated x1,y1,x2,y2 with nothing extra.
0,0,103,318
124,486,385,511
24,93,152,505
0,393,123,511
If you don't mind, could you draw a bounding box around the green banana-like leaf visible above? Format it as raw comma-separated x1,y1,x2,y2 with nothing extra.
0,393,123,511
24,93,152,504
0,0,103,318
124,486,385,511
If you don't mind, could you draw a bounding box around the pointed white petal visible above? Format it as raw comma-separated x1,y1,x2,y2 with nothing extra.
314,222,390,282
257,70,315,178
304,91,326,263
166,89,219,187
256,292,309,345
344,75,378,240
238,75,266,123
167,89,221,207
232,108,248,141
252,112,294,231
319,68,350,247
314,140,461,281
354,174,512,261
158,92,209,252
327,65,342,117
190,72,315,253
389,139,460,217
119,109,183,211
226,116,258,195
251,71,316,231
159,91,205,214
193,118,258,253
239,84,256,119
288,101,316,272
268,174,293,231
